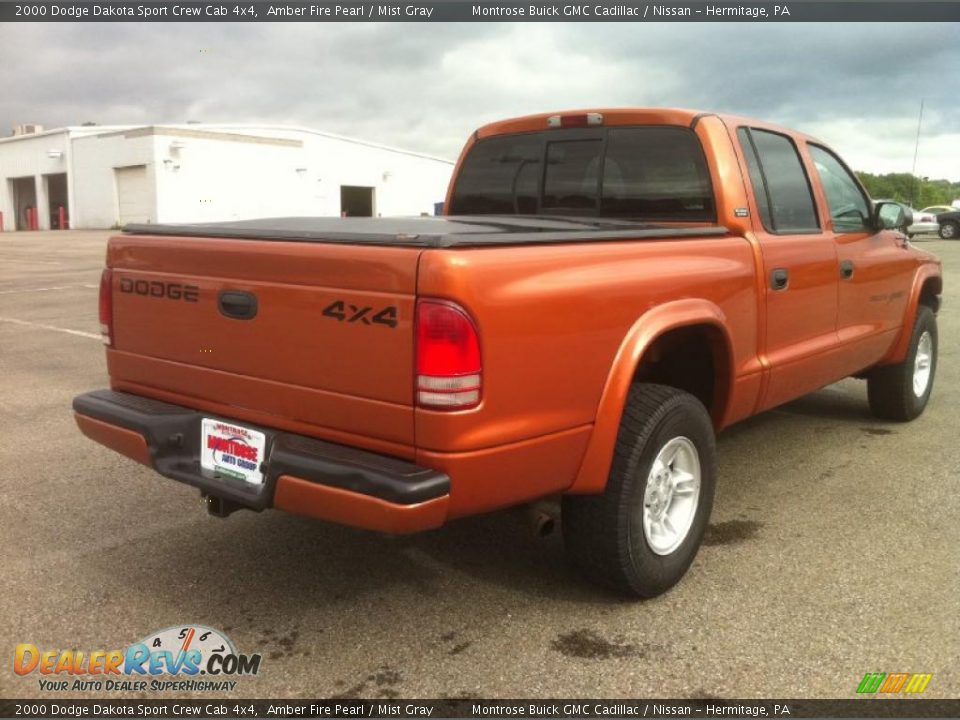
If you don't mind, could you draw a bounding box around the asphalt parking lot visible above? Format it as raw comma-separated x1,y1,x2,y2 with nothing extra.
1,230,957,700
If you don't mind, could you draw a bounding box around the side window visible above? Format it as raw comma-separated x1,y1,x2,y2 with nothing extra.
739,128,819,233
808,145,871,232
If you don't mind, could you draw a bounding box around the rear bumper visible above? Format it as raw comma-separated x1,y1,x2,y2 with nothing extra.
72,389,450,534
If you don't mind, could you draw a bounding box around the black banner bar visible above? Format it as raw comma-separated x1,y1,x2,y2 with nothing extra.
3,699,960,719
2,1,960,22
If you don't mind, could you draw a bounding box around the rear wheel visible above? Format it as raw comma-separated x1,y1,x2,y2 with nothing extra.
939,221,958,239
563,384,716,597
867,305,937,421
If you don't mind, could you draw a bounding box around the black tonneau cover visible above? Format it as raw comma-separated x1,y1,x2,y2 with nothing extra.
123,215,729,248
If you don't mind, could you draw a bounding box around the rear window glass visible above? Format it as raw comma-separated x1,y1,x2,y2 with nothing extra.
601,128,713,218
542,140,604,211
447,135,542,214
449,127,715,221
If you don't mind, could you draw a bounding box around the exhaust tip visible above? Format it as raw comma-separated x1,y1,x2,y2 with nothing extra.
534,514,556,537
515,498,561,537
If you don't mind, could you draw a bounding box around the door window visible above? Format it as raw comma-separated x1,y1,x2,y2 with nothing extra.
809,145,872,232
738,128,819,233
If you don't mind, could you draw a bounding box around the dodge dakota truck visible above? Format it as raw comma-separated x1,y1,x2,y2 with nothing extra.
73,108,942,597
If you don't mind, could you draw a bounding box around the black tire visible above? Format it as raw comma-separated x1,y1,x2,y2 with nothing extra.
867,305,937,421
562,383,716,597
939,221,959,240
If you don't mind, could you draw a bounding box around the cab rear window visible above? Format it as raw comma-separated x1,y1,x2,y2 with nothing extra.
449,127,715,222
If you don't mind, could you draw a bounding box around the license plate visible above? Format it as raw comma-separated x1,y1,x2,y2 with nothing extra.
200,418,267,485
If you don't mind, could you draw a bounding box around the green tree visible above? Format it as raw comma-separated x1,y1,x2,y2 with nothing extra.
857,172,960,209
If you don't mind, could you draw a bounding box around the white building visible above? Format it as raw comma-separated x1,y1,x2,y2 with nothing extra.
0,123,454,231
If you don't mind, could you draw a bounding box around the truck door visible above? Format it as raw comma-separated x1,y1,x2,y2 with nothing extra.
736,127,841,411
805,144,915,376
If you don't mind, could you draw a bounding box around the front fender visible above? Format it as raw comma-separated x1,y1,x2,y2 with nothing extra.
879,262,942,366
566,298,733,495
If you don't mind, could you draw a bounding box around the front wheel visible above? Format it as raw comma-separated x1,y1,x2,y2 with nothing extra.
939,221,959,240
867,305,937,421
563,384,716,597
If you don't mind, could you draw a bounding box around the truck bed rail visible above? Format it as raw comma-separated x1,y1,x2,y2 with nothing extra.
124,215,729,248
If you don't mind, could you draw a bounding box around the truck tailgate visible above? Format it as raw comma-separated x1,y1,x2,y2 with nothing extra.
106,234,420,449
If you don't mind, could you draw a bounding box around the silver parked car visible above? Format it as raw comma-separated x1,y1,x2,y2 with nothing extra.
875,200,938,238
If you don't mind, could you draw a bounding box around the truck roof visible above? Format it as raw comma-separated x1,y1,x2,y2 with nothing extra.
474,108,825,145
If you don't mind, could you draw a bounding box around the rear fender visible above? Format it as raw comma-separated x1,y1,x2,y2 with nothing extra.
566,298,733,495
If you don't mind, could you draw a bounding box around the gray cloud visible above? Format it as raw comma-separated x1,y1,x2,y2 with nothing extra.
1,22,958,179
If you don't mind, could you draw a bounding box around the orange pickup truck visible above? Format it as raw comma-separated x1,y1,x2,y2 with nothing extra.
74,108,942,597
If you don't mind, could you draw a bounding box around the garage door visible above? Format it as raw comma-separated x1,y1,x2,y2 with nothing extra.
115,165,152,224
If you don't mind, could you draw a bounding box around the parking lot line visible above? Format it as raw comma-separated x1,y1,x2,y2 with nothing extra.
0,315,100,340
0,283,98,294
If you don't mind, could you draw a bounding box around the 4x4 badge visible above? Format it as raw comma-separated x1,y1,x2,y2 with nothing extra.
322,300,398,328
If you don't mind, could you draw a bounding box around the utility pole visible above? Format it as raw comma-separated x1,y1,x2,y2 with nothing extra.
910,99,924,208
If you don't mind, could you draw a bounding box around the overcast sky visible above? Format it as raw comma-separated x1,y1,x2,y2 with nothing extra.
2,22,958,180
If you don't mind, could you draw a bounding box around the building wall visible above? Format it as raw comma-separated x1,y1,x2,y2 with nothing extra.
71,132,158,228
148,126,453,223
151,129,309,223
0,125,454,231
290,130,455,218
0,130,70,230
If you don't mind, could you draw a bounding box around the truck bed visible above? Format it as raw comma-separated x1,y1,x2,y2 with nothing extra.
124,215,729,247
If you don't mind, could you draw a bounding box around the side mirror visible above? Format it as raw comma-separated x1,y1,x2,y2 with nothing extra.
874,201,913,231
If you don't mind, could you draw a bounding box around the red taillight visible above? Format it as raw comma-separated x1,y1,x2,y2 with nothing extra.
99,268,113,346
547,112,604,128
415,299,481,410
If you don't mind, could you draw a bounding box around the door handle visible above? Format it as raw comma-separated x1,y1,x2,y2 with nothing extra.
218,290,258,320
770,268,789,291
840,260,854,280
